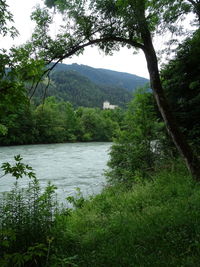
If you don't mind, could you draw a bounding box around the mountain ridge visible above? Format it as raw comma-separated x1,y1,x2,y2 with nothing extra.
53,63,149,92
34,63,149,108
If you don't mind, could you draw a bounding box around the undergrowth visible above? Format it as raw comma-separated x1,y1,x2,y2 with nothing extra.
1,158,200,266
53,162,200,266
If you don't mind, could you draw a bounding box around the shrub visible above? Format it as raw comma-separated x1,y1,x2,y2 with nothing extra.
0,156,58,266
107,88,166,187
55,162,200,267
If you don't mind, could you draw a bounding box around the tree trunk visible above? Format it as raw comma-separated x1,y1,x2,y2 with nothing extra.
141,27,200,180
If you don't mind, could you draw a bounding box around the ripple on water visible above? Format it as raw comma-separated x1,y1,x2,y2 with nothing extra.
0,142,111,201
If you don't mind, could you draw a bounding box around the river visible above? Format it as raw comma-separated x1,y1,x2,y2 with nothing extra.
0,142,111,201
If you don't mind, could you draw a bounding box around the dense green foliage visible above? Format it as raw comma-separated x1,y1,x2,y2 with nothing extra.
1,0,200,266
36,69,132,108
0,156,59,266
0,0,17,37
107,88,171,186
2,158,200,266
52,163,200,267
162,29,200,149
0,97,124,145
52,63,149,92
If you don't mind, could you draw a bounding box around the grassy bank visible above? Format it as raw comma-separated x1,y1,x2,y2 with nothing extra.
52,162,200,266
1,162,200,266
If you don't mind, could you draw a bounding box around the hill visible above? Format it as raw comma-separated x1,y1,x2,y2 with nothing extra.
35,63,149,108
53,63,149,92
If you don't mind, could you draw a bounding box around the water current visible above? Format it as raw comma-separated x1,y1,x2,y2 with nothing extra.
0,142,111,201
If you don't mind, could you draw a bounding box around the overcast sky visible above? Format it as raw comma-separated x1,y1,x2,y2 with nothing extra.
2,1,196,79
1,0,152,78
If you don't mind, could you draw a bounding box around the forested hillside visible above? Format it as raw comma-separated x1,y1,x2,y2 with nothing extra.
35,69,133,107
53,63,149,91
34,63,149,108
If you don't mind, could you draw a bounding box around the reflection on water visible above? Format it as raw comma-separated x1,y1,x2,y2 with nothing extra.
0,142,111,200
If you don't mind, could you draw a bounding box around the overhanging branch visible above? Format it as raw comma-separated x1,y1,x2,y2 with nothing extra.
30,35,144,100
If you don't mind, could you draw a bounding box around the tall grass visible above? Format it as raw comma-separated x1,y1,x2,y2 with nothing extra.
0,178,59,266
0,156,60,266
53,162,200,266
1,159,200,266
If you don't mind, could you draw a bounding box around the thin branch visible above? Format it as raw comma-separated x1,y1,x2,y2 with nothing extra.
29,36,144,99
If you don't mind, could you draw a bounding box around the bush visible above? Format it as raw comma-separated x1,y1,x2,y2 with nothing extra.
1,156,200,266
0,156,58,266
107,88,167,187
53,162,200,267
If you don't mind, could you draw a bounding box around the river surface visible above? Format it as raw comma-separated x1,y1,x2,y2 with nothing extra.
0,142,111,201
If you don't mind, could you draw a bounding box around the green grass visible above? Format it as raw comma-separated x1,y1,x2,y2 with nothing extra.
1,161,200,266
52,162,200,266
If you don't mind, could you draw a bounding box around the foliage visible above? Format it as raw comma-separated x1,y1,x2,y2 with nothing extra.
1,154,36,180
161,29,200,150
151,0,200,28
0,49,29,139
76,106,119,141
48,162,200,267
0,42,46,147
107,88,166,186
0,124,7,135
50,63,149,93
0,96,124,145
0,0,18,37
0,156,59,266
0,101,37,145
66,187,86,209
41,0,200,180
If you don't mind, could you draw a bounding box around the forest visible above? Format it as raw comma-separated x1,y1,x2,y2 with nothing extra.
0,96,125,145
33,66,136,108
1,0,200,266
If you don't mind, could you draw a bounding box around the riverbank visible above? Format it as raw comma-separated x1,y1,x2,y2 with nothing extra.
1,161,200,266
55,162,200,267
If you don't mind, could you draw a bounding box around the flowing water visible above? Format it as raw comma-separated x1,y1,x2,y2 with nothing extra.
0,142,111,201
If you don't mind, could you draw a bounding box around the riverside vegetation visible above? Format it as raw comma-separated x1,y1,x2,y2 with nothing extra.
1,86,200,266
1,0,200,266
0,97,125,145
1,150,200,266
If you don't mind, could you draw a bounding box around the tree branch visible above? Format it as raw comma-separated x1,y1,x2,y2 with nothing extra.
29,35,144,99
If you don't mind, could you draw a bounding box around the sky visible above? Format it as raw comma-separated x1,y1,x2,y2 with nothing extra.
2,0,195,79
1,0,151,78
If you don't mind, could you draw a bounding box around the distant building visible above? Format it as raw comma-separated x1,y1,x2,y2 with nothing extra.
103,101,118,110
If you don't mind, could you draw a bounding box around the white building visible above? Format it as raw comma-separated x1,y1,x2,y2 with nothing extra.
103,101,118,110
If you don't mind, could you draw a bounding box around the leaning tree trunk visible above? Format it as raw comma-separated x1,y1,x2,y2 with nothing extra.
141,26,200,181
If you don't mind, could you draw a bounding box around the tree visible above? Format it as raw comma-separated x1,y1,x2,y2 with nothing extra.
0,0,18,37
39,0,200,179
34,97,67,143
161,29,200,150
0,0,18,135
0,1,46,139
152,0,200,25
107,89,165,186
